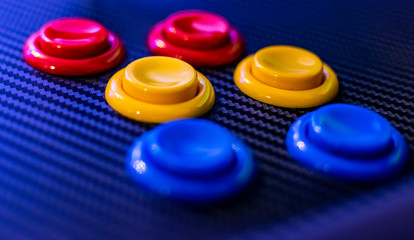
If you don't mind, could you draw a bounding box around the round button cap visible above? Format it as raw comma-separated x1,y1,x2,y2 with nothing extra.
39,18,109,59
126,118,255,203
145,119,236,176
23,17,125,76
309,104,392,157
164,10,230,49
148,10,245,66
252,46,324,90
105,56,215,123
234,45,338,108
123,57,198,104
286,104,408,181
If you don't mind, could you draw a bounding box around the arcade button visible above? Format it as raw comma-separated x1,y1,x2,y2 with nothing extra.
234,45,339,108
286,104,408,181
23,18,125,76
126,118,255,203
147,10,245,66
105,56,215,123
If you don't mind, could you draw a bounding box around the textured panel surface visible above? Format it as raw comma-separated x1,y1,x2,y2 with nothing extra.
0,0,413,239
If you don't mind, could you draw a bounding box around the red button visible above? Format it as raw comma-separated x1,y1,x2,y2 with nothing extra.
147,10,245,66
23,18,125,76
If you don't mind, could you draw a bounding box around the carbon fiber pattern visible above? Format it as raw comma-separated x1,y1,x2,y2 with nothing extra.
0,0,413,239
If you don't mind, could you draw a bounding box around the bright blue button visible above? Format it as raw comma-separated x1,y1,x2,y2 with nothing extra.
286,104,408,181
145,120,236,176
126,118,255,203
309,104,392,157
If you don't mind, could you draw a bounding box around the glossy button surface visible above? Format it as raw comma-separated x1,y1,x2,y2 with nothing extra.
253,46,324,90
126,119,255,203
105,56,215,123
146,119,236,176
286,104,408,181
23,18,125,75
309,104,392,157
123,57,198,104
234,45,339,108
39,18,109,59
164,11,230,49
148,10,245,66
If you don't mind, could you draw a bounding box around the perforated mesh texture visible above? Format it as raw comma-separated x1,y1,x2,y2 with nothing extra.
0,0,413,239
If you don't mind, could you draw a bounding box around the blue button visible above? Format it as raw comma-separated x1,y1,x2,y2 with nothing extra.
286,104,408,181
126,118,255,203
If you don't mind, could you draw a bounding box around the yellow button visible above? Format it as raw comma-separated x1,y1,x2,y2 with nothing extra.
252,46,324,90
234,45,338,108
106,56,215,123
123,57,199,104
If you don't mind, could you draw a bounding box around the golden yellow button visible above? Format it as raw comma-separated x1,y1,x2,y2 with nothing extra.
106,56,215,123
234,45,338,108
